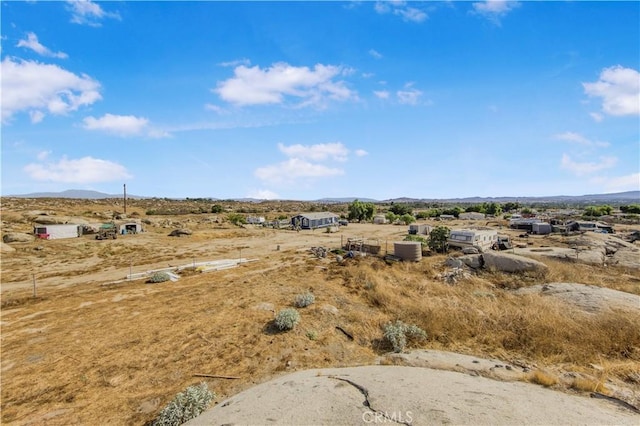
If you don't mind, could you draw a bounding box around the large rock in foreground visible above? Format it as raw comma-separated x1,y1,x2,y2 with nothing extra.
482,251,548,274
516,282,640,314
187,365,638,425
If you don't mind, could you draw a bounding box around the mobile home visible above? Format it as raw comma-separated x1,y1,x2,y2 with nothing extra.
291,212,340,230
447,229,498,252
33,224,82,240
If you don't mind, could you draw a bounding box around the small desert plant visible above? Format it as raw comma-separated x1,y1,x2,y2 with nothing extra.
148,272,171,283
383,320,427,353
294,292,315,308
274,308,300,331
152,382,214,426
305,329,318,340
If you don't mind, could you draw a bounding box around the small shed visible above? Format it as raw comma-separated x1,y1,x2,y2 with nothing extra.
33,224,82,240
118,222,143,234
439,214,455,221
532,222,552,235
291,212,340,230
373,215,388,224
408,223,432,235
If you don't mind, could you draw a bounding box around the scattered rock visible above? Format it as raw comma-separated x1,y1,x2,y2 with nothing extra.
1,242,16,252
3,233,34,243
445,257,463,268
458,254,483,269
321,304,339,315
515,283,640,314
462,247,480,254
482,252,548,274
168,229,192,237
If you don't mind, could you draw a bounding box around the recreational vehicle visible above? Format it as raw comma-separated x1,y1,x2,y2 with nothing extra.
447,229,498,252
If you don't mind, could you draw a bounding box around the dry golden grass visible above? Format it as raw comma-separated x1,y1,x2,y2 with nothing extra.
571,377,609,394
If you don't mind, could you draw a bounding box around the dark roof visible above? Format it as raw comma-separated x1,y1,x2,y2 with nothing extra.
293,212,339,220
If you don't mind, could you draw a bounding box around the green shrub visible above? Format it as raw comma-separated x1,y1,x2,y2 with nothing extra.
152,382,214,426
383,320,427,353
149,272,171,283
274,308,300,331
294,292,315,308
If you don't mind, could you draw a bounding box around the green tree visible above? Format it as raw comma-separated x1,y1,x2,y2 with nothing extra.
348,199,376,222
385,212,398,223
442,206,463,218
428,226,450,253
389,204,412,216
485,202,502,216
503,202,520,212
621,204,640,214
400,213,415,225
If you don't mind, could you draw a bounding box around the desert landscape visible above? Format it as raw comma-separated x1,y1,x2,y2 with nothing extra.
1,196,639,425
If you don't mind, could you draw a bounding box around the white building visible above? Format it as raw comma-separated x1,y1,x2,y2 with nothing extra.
33,224,82,240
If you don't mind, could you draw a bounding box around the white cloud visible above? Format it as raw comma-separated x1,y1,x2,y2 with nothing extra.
397,87,423,105
553,132,609,148
589,112,604,122
82,114,144,136
17,32,68,59
29,110,45,124
66,0,120,27
374,1,427,23
590,173,640,193
472,1,520,24
1,57,102,124
214,62,356,108
374,90,390,99
204,103,228,114
82,114,169,138
24,156,132,183
246,189,279,200
369,49,383,59
355,149,369,157
36,150,52,161
255,158,344,184
278,142,349,162
219,58,251,68
583,66,640,116
560,154,617,176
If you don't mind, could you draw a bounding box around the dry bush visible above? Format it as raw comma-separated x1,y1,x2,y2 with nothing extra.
528,370,559,387
570,377,608,394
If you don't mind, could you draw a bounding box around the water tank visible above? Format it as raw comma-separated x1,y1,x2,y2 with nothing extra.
393,241,422,262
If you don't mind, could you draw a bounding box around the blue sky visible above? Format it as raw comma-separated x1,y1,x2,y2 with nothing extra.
1,1,639,200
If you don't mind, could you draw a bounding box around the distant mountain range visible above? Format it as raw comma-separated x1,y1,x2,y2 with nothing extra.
4,189,639,204
6,189,148,199
381,191,640,204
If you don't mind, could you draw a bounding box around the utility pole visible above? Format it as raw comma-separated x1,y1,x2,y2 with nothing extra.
123,183,127,214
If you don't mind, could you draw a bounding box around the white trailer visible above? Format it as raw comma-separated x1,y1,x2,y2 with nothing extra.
447,229,498,252
33,224,82,240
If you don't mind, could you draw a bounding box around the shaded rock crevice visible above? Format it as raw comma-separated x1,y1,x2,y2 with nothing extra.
327,375,412,425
